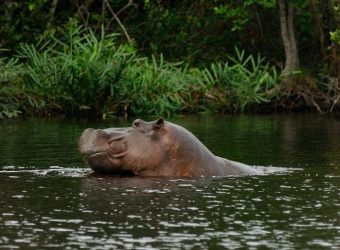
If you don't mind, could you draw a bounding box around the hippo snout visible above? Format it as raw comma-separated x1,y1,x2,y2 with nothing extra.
79,128,110,155
79,126,133,174
79,127,130,155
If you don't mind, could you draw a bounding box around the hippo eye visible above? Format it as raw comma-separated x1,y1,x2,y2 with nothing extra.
133,121,140,128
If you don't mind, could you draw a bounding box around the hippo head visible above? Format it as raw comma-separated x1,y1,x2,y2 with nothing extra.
79,118,175,175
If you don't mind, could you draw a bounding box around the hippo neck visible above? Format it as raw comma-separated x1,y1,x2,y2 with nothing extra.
160,124,223,176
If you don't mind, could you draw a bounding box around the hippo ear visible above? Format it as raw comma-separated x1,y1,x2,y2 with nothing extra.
153,118,164,131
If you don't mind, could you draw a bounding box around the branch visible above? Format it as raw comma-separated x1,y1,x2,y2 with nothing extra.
75,0,94,27
105,0,136,31
104,0,132,44
116,0,137,16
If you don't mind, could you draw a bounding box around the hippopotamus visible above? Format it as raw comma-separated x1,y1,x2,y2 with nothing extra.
78,118,260,177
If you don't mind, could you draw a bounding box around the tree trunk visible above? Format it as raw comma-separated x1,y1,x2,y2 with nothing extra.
279,0,299,76
47,0,59,28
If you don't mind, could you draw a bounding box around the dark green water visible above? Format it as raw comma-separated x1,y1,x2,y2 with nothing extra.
0,115,339,249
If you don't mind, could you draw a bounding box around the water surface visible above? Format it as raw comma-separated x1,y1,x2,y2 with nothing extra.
0,114,339,249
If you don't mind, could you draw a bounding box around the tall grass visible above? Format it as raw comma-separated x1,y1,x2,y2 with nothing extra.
0,25,282,119
113,55,203,117
202,48,281,112
0,57,23,118
12,24,204,117
16,24,136,116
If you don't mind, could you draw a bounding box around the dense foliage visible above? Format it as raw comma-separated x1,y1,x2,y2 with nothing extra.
1,24,282,118
0,0,339,118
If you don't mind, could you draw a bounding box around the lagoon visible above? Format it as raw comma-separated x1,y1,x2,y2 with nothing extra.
0,114,339,249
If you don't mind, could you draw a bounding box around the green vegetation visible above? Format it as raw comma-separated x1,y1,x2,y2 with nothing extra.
0,57,23,118
1,25,280,117
0,0,339,118
0,21,336,118
16,24,136,117
202,48,281,112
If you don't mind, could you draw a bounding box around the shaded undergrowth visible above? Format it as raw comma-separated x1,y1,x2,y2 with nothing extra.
1,24,337,119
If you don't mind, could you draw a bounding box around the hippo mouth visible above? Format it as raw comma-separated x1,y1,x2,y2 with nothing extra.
79,132,133,175
81,137,128,158
82,146,134,176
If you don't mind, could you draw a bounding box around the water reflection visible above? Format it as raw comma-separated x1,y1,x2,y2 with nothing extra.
0,167,338,249
0,115,339,249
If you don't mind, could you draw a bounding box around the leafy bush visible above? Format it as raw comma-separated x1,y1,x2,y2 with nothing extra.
0,25,282,119
10,23,208,118
0,57,23,118
16,24,136,116
112,55,203,117
202,48,281,112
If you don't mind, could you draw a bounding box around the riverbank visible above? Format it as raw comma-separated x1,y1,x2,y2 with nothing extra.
1,26,339,119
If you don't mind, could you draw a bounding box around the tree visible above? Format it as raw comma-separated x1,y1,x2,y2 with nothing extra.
278,0,299,76
214,0,300,76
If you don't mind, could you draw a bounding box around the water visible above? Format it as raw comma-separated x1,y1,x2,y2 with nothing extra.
0,114,339,249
